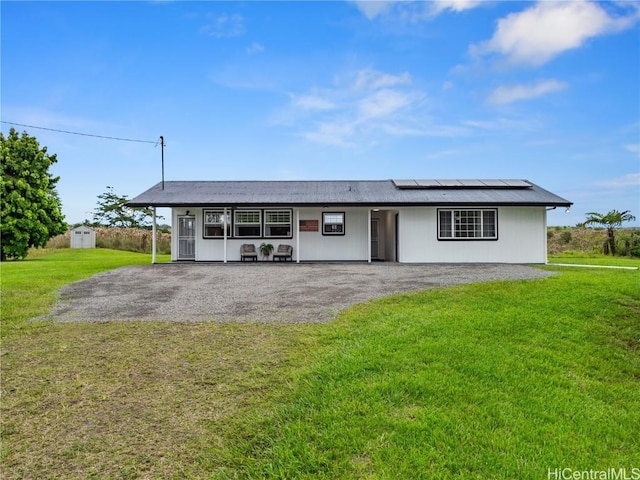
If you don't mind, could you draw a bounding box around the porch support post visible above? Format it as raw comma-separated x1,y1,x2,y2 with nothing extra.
543,207,548,265
296,208,300,263
223,207,228,263
367,208,372,263
151,207,157,264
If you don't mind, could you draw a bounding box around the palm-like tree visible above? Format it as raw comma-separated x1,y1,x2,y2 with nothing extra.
581,210,636,255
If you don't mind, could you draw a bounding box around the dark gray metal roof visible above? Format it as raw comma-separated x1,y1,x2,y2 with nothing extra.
127,180,572,207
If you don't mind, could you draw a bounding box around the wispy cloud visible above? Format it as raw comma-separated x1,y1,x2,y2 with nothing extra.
274,68,452,146
2,106,120,134
595,173,640,188
304,119,358,147
290,93,337,111
351,0,483,21
246,41,264,55
429,0,484,16
350,1,396,20
352,69,411,91
471,1,639,67
463,116,540,132
200,13,245,38
357,88,413,119
245,42,264,55
625,143,639,154
487,79,568,105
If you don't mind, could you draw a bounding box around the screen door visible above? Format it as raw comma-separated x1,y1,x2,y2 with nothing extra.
178,216,196,260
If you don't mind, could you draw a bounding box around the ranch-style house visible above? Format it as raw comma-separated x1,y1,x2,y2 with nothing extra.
127,179,572,264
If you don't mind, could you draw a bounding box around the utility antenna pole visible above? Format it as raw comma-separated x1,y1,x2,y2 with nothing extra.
160,135,165,190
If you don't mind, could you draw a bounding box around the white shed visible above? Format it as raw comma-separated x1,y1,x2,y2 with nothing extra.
70,226,96,249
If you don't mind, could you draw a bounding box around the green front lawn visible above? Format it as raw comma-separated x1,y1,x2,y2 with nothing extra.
220,265,639,479
1,250,638,479
1,248,169,339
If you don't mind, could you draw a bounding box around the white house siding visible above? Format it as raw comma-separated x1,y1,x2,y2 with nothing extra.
172,207,371,262
398,206,547,263
297,207,369,261
171,206,546,263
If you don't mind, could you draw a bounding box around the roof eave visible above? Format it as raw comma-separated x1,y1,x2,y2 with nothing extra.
126,200,573,208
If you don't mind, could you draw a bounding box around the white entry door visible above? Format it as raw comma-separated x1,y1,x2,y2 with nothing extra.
178,216,196,260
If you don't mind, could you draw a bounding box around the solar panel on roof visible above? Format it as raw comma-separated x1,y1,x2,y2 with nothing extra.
392,179,532,190
502,179,531,187
437,180,463,187
392,179,420,188
457,179,486,187
414,180,442,187
479,180,508,187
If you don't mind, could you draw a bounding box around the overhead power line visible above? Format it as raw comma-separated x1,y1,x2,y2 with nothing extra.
1,120,158,144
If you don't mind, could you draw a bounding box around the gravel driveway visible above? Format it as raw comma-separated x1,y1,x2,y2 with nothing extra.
46,263,551,322
43,263,554,324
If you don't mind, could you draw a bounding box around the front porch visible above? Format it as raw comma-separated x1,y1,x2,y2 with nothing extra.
162,206,399,264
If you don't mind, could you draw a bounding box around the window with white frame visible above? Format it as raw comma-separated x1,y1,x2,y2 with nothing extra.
234,210,262,237
322,212,345,235
203,210,231,238
438,209,497,240
264,209,292,238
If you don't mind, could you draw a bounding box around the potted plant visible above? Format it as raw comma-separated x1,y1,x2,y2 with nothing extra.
259,242,274,261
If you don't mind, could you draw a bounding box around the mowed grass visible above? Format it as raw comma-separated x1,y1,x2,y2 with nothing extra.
1,249,319,479
548,252,640,268
1,248,170,339
1,250,639,479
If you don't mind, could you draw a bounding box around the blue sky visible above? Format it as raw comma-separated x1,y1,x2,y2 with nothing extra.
2,0,639,226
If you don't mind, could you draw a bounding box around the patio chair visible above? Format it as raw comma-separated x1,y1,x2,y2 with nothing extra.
272,244,293,262
240,244,258,262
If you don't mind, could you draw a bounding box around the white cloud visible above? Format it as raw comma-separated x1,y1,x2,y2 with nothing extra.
595,173,640,188
429,0,484,15
350,1,396,20
200,13,245,38
463,116,540,131
352,68,411,91
471,1,639,67
358,89,412,119
625,143,640,154
351,0,483,21
303,119,357,147
280,68,437,146
441,81,454,91
487,79,568,105
246,41,264,55
290,93,336,111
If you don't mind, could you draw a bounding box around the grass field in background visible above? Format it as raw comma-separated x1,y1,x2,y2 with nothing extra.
548,252,640,268
1,250,638,479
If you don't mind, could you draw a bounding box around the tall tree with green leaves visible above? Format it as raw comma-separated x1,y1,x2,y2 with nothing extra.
581,209,636,255
92,186,157,228
0,128,67,260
